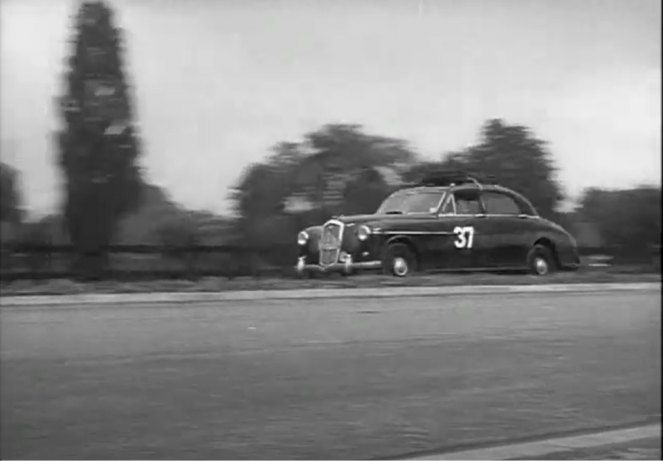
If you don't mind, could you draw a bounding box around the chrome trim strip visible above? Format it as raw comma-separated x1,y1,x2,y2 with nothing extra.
319,219,345,266
437,213,492,217
324,218,345,231
429,191,448,214
298,260,382,273
374,230,454,235
442,213,539,218
485,213,539,218
438,193,456,215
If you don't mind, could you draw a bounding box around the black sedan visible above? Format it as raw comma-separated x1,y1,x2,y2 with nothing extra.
295,172,580,277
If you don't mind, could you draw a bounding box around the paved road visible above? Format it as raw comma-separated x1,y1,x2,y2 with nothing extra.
1,289,660,459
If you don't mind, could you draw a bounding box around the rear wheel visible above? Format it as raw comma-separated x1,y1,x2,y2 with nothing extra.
383,243,417,277
527,244,556,276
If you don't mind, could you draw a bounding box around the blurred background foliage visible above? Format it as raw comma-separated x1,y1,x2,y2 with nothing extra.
577,187,661,259
223,119,658,267
230,120,562,260
2,118,661,274
231,124,416,248
0,2,659,276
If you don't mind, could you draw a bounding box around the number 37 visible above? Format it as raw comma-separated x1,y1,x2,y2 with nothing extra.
453,226,474,249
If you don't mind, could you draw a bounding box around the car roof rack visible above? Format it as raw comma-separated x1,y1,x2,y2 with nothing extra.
418,170,497,187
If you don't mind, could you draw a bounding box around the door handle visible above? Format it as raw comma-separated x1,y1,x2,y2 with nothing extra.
518,214,529,219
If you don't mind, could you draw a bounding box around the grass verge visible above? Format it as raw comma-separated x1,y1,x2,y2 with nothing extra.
0,267,660,296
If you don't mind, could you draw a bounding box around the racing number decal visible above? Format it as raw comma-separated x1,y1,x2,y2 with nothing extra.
453,226,475,249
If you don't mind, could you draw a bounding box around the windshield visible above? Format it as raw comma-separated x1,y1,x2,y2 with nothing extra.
377,190,446,214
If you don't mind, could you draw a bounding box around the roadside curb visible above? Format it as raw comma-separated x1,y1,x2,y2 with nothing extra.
0,282,659,307
403,423,661,460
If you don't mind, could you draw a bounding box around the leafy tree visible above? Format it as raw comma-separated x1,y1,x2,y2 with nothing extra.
283,124,413,218
0,162,22,223
297,125,413,211
578,186,661,256
154,216,201,249
401,161,444,184
231,124,418,251
425,119,563,218
57,0,142,277
341,167,392,215
0,164,22,270
116,184,186,245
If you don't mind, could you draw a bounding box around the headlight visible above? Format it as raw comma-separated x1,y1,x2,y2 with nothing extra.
357,225,371,241
297,231,309,246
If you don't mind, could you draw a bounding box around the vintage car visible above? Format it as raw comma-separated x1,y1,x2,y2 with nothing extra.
295,171,580,277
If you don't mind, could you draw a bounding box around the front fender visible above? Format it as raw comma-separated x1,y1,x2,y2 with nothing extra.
299,225,322,257
383,234,420,261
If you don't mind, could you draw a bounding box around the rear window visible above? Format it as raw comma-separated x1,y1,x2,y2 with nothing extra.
482,192,521,215
453,189,482,215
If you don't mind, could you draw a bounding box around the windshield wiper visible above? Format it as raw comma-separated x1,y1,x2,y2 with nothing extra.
385,211,403,215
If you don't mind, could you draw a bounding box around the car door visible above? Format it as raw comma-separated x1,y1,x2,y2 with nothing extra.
480,190,529,268
379,190,450,271
439,188,487,269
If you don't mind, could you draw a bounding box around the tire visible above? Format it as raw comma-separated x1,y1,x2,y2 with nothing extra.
527,244,556,276
383,243,417,277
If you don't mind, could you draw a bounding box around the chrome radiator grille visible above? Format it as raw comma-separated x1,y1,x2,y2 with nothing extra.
319,221,343,266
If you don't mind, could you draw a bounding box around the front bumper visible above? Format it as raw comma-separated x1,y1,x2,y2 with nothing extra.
295,256,381,275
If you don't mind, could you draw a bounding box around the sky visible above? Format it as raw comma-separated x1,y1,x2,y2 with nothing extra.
1,0,660,219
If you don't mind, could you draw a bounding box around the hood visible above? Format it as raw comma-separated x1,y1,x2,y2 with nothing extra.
334,214,379,225
329,213,437,233
332,213,414,225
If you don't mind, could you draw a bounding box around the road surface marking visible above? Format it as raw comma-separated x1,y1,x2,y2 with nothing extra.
404,423,661,460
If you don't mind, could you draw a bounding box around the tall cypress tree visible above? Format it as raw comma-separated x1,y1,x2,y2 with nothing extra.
0,162,21,224
57,0,142,277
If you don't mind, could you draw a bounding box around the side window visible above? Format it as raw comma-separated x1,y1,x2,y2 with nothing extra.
482,192,521,215
513,195,537,216
454,189,482,215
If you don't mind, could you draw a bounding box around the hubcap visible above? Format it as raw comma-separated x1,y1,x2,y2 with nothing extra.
393,257,409,276
534,257,549,275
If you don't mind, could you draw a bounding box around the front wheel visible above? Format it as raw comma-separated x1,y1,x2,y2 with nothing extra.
527,244,556,276
383,243,417,277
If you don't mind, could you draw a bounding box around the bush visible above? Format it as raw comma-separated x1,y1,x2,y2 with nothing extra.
151,217,201,277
